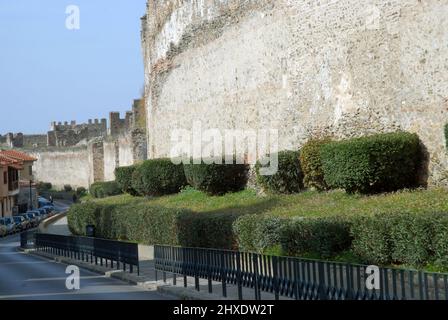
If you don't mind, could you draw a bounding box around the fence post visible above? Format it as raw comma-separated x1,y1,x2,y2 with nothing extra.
236,251,243,300
194,249,200,291
207,250,212,294
221,252,227,298
273,256,279,300
171,247,176,286
253,254,261,300
317,262,327,300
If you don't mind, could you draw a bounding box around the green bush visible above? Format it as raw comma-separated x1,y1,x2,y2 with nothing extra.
90,181,122,198
115,165,138,195
321,131,421,194
280,216,352,259
177,212,243,249
233,215,287,252
76,187,87,196
183,159,249,195
234,215,351,258
37,182,52,191
67,199,244,249
256,150,304,194
132,159,187,196
300,138,332,190
350,212,448,266
432,213,448,266
350,214,393,264
389,213,433,266
64,184,73,192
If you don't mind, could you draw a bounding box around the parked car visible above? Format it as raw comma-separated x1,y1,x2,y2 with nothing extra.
41,205,55,215
0,218,8,237
25,212,39,227
1,217,17,235
13,215,29,232
0,224,6,237
36,208,48,219
20,214,35,229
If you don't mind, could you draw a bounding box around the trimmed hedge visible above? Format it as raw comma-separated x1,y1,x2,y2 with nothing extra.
132,158,187,196
234,215,351,258
183,159,249,195
256,150,304,194
233,215,287,253
68,199,243,249
299,138,332,190
90,181,122,199
351,212,448,266
115,165,138,195
321,131,421,194
280,217,352,259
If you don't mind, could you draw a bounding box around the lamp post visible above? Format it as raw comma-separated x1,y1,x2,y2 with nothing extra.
29,179,33,210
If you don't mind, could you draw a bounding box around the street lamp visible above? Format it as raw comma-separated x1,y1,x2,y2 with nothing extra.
29,179,33,210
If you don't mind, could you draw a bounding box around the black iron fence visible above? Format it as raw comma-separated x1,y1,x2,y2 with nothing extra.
34,233,140,275
20,229,39,248
154,245,448,300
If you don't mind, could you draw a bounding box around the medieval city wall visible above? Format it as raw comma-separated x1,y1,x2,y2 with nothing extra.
141,0,448,185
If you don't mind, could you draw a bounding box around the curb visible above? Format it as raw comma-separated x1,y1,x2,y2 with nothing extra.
38,211,68,233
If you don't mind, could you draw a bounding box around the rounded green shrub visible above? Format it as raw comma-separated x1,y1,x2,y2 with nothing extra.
321,131,422,194
256,150,303,194
115,165,138,195
132,158,187,196
300,138,332,190
76,187,87,196
90,181,122,198
183,159,249,196
64,184,73,192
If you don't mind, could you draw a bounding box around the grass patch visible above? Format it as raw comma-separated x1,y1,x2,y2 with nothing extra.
91,187,448,219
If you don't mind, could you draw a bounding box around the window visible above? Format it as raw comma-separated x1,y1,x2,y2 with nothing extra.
3,172,6,184
29,166,32,176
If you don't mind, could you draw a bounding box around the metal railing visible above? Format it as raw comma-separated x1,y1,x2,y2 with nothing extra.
154,245,448,300
34,233,140,275
20,229,39,248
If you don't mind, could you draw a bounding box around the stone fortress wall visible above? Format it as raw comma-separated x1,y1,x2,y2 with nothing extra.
1,99,147,188
141,0,448,186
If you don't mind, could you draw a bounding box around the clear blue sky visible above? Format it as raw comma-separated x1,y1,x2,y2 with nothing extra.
0,0,147,134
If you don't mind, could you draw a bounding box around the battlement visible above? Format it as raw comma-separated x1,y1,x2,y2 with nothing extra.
47,118,108,147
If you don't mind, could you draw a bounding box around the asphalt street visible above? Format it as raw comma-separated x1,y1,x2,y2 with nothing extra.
0,234,174,300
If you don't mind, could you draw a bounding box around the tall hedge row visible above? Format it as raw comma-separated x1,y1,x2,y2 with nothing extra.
321,132,421,193
68,200,242,249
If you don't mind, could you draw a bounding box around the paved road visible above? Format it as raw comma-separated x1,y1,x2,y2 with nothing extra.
0,234,174,300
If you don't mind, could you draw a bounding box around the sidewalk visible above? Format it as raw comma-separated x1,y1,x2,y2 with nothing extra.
35,215,287,300
25,248,286,300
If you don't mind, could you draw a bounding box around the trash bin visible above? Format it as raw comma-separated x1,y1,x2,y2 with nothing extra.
86,225,95,237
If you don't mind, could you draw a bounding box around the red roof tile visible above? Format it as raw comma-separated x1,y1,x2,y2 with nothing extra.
0,150,37,162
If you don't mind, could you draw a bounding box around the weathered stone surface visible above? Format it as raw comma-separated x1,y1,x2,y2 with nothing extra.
141,0,448,186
